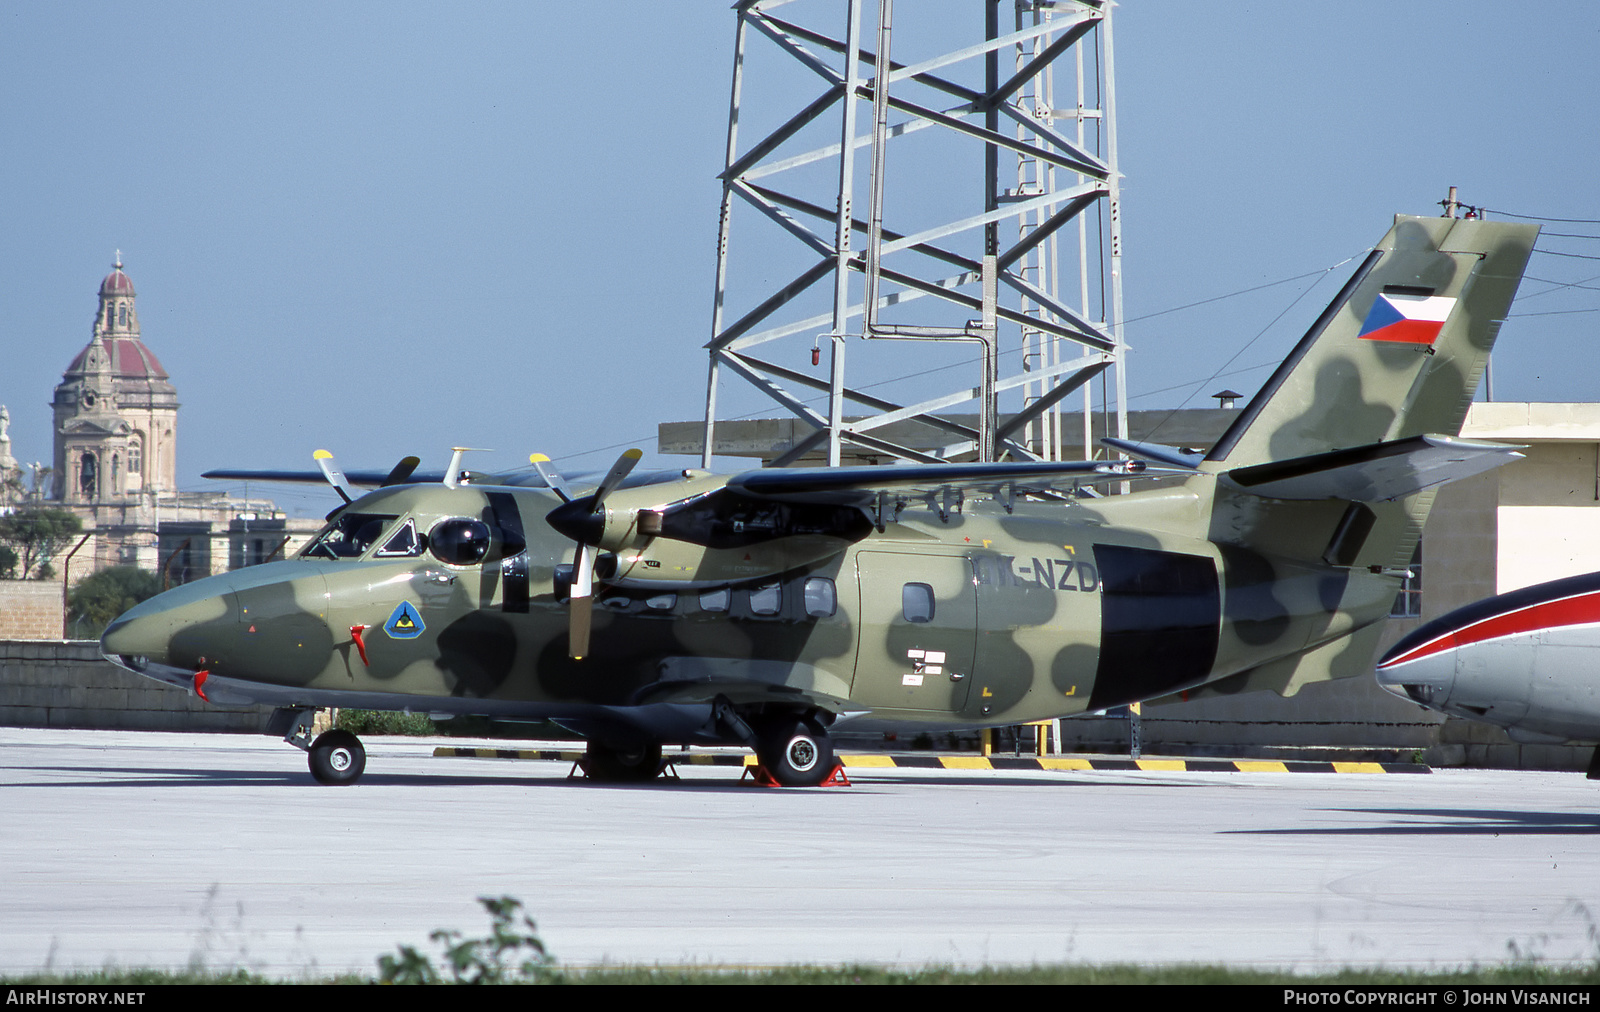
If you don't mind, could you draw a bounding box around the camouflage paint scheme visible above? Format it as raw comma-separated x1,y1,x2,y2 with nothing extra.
102,215,1538,779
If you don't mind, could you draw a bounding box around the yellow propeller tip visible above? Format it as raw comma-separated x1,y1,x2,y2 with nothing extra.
530,453,550,463
313,449,333,459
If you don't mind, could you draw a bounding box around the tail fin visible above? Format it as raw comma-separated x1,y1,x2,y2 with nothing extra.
1204,215,1538,469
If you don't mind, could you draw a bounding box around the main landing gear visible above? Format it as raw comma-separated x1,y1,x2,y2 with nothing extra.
751,713,837,787
580,740,665,782
271,707,368,786
574,708,841,787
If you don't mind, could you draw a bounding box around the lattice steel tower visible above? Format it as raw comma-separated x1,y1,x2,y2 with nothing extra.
701,0,1126,468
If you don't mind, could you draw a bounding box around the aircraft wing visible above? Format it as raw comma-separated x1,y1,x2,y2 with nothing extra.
1101,437,1206,469
1221,434,1524,502
203,468,453,487
725,458,1181,505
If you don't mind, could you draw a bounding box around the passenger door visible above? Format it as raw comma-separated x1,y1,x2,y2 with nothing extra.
850,551,977,713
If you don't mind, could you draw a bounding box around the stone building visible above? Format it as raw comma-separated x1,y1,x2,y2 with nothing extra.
43,257,310,581
0,406,19,491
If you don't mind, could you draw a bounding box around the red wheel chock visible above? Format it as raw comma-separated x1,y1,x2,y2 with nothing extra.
744,762,851,787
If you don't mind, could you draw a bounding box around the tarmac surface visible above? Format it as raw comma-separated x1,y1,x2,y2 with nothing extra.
4,727,1600,977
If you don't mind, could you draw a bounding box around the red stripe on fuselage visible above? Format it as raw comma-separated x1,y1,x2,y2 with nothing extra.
1381,590,1600,668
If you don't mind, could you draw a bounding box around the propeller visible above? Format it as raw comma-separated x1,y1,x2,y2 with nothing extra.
528,453,574,502
544,448,643,660
313,449,354,503
381,456,422,487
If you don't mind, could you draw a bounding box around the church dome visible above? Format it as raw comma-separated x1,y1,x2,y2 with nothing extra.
99,267,136,298
62,337,169,381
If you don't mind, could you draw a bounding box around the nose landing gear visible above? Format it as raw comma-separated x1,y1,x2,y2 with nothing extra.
269,706,368,786
308,729,367,785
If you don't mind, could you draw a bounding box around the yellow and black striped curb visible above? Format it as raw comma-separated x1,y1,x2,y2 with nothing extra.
431,747,1429,775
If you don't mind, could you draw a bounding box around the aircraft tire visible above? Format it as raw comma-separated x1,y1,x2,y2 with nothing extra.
308,730,366,786
754,716,834,787
582,741,664,782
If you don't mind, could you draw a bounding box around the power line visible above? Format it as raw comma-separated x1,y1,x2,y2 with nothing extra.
1533,248,1600,261
1484,209,1600,224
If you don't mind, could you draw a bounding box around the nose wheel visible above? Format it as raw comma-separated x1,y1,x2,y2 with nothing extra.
308,729,367,785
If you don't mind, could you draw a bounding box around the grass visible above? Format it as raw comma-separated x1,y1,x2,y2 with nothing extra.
7,963,1600,985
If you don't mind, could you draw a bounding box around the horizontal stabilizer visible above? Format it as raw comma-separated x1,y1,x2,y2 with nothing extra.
1221,434,1523,502
1102,437,1205,469
727,458,1185,505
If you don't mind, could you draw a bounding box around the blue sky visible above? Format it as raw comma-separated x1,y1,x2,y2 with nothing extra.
3,2,1596,515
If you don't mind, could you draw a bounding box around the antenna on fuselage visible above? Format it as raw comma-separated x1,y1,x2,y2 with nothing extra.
444,447,490,489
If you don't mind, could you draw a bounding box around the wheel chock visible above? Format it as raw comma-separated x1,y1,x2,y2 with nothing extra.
743,762,851,787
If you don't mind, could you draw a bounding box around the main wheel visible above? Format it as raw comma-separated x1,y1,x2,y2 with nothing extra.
754,715,834,787
308,729,366,785
582,740,664,782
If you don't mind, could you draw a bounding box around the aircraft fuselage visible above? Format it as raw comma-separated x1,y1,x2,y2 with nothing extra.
105,477,1399,733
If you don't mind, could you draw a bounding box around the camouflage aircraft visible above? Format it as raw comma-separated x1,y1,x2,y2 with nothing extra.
101,214,1537,786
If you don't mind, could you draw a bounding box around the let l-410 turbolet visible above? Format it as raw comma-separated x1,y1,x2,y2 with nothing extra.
103,214,1538,786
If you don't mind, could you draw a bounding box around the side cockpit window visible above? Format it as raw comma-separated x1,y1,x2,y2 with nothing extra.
375,518,424,558
302,513,398,560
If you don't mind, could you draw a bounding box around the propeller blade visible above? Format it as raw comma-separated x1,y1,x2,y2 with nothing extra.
593,448,644,506
529,453,573,503
569,596,593,660
556,449,640,661
313,449,354,503
381,456,422,487
569,544,595,659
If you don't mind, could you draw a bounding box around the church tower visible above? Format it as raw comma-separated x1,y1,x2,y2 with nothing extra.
51,256,179,503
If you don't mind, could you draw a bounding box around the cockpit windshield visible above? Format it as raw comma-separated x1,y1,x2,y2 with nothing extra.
301,513,398,560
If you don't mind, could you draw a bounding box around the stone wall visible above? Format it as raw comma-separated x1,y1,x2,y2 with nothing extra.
0,644,1588,768
0,639,272,732
0,581,65,640
1046,672,1591,771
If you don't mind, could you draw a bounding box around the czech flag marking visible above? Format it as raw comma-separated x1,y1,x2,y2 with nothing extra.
1358,293,1457,345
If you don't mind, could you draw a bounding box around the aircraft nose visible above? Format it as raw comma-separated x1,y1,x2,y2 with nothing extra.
1374,642,1455,708
101,610,172,664
99,579,236,675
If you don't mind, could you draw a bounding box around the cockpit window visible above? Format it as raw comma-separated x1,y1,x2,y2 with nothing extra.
302,513,397,560
429,518,492,566
375,518,424,558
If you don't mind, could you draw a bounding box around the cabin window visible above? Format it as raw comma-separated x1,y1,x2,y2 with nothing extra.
803,577,836,617
902,583,935,623
645,593,677,611
749,583,781,616
699,588,731,613
1390,544,1423,618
